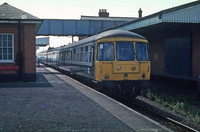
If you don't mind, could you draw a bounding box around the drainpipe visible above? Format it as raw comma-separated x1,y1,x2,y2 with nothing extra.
17,21,22,80
198,75,200,96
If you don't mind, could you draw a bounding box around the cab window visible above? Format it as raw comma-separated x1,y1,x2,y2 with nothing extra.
97,43,114,61
116,42,134,61
135,42,149,61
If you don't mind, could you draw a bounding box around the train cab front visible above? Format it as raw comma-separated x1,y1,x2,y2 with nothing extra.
95,40,150,83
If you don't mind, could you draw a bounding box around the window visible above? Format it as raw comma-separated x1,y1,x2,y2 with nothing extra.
73,48,76,61
61,50,66,65
60,51,65,66
80,47,84,62
76,48,80,61
0,34,14,63
97,43,114,61
89,45,93,63
84,46,88,62
66,50,72,62
135,42,149,61
116,42,134,61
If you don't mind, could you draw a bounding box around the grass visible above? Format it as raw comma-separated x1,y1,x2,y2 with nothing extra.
141,88,200,124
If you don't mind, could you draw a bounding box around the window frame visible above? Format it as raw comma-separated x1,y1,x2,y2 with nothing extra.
116,42,135,61
135,42,149,61
71,43,93,66
0,33,14,63
97,42,115,61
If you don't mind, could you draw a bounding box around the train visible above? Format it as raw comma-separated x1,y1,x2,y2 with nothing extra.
37,30,150,98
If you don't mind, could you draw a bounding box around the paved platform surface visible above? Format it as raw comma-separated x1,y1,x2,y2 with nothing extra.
0,65,172,132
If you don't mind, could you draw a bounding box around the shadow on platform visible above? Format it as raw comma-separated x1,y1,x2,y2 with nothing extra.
0,73,53,88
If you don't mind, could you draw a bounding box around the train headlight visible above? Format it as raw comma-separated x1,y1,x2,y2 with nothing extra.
117,66,121,71
105,74,109,79
142,73,146,79
132,66,136,71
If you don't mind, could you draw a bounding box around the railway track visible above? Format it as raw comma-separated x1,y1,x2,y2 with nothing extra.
130,99,199,132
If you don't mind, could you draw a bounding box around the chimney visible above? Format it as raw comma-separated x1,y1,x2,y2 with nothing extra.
138,8,142,18
98,9,109,17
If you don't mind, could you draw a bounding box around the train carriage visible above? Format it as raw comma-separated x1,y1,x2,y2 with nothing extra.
37,30,150,98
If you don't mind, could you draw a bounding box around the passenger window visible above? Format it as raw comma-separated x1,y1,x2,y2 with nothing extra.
97,43,114,61
89,45,93,63
65,51,67,62
84,46,88,62
66,50,72,62
80,47,84,62
60,51,64,65
77,48,80,61
116,42,134,61
73,49,76,61
135,42,149,61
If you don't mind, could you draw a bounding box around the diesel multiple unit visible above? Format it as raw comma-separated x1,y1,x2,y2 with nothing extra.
37,30,151,97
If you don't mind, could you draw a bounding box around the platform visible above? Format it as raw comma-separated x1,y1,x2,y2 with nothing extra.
0,65,172,131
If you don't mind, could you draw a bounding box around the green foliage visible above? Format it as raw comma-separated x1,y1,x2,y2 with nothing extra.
194,114,200,124
146,89,155,100
141,88,200,124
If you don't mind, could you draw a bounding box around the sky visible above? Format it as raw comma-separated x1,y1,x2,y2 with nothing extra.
0,0,198,50
1,0,198,19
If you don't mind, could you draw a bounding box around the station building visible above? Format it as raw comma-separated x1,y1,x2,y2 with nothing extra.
112,1,200,87
0,3,42,82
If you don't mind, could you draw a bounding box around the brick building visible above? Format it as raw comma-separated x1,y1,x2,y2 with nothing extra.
0,3,42,81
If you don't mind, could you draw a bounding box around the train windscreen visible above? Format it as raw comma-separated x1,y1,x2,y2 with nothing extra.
116,42,134,61
97,43,114,61
135,42,149,61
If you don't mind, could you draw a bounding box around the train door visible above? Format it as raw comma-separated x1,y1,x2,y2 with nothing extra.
95,42,115,81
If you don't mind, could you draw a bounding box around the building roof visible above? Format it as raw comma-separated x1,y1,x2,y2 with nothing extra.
81,16,137,22
111,0,200,31
0,2,39,20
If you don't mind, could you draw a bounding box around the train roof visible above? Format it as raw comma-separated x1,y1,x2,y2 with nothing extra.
95,30,145,40
60,30,146,50
39,30,146,53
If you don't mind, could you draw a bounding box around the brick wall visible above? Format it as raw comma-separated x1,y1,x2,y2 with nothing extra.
146,31,165,74
0,23,37,81
20,24,36,81
0,24,18,74
23,24,36,74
